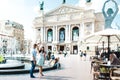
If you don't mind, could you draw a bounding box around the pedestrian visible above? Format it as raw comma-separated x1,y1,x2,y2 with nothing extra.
36,46,46,77
48,49,51,60
83,51,87,61
109,52,120,65
79,50,83,60
30,43,38,78
63,50,67,57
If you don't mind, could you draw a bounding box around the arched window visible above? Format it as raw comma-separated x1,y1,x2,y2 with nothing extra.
59,28,65,42
72,27,79,41
47,29,53,42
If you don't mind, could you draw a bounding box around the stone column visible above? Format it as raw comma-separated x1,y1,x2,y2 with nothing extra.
79,24,81,41
43,27,46,42
81,22,84,39
65,25,68,43
53,26,55,42
55,25,58,43
91,22,94,34
68,25,71,42
41,27,44,42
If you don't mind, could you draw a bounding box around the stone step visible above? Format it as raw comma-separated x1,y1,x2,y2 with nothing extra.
0,66,56,74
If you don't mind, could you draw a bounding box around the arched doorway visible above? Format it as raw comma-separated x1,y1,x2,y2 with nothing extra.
72,27,79,41
47,29,53,42
59,28,65,42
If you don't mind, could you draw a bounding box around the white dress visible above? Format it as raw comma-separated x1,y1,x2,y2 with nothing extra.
37,52,45,66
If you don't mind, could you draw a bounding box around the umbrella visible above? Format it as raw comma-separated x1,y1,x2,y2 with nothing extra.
84,29,120,58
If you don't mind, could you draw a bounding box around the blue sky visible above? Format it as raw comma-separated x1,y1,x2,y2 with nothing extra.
0,0,120,39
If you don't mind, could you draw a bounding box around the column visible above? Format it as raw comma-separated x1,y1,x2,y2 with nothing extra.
81,22,84,39
78,24,81,52
68,25,71,42
41,27,44,42
55,25,58,43
65,25,68,42
91,22,95,34
43,27,46,42
53,26,55,42
79,24,81,41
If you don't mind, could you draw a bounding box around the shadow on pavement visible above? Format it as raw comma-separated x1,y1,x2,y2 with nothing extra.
40,75,74,80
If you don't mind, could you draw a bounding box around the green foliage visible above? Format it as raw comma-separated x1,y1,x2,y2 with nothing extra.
0,55,5,62
100,67,109,73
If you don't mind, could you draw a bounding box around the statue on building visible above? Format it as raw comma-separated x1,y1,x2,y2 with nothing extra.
39,1,44,10
48,31,52,42
63,0,66,4
60,31,65,41
73,30,79,41
86,0,91,3
102,0,119,29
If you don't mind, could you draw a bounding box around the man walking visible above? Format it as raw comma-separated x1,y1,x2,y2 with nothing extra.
30,44,38,78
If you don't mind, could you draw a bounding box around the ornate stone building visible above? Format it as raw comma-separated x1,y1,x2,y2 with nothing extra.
0,20,24,54
33,2,104,54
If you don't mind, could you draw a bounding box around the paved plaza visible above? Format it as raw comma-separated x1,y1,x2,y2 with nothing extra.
0,54,93,80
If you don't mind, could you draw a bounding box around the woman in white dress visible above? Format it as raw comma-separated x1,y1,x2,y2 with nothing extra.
37,46,46,77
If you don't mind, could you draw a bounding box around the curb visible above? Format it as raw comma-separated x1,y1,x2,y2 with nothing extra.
0,66,56,75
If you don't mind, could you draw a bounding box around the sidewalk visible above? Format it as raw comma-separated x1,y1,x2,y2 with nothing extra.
0,54,93,80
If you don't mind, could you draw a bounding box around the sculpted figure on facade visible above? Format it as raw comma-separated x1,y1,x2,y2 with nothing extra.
86,0,91,3
102,0,119,29
39,1,44,10
60,31,65,41
48,31,52,42
63,0,66,4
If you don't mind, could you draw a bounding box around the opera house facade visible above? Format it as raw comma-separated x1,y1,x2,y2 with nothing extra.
33,3,104,54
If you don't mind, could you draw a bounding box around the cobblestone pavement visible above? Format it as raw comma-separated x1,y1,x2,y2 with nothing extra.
0,54,93,80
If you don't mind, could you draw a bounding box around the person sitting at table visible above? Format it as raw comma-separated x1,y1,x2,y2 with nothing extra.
91,61,100,80
48,57,61,69
109,53,120,65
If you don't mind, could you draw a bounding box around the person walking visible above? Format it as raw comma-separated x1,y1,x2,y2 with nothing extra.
30,43,38,78
37,46,46,77
83,51,87,61
79,50,83,60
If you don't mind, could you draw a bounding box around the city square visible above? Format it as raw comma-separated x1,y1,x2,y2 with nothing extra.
0,0,120,80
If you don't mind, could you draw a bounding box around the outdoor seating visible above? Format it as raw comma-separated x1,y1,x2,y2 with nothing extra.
91,57,120,80
111,68,120,80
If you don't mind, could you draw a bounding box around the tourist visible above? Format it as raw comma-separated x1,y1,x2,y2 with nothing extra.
30,43,38,78
63,50,67,57
47,49,51,60
49,57,61,69
79,50,83,60
36,46,46,77
83,51,87,61
53,57,61,69
109,52,120,65
51,53,55,60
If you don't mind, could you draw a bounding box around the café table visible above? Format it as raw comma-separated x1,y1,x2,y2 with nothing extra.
99,64,120,79
100,64,120,68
